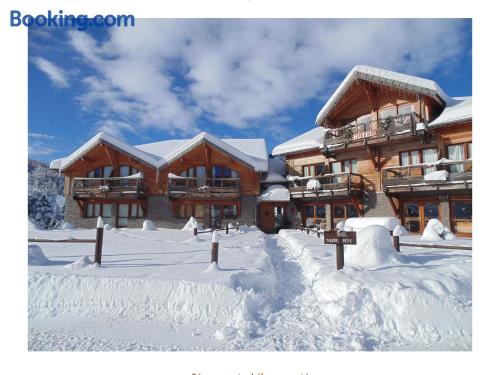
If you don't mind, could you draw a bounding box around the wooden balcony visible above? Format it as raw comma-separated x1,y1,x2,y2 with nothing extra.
382,159,472,193
288,172,364,198
168,176,240,198
324,112,424,150
72,176,145,199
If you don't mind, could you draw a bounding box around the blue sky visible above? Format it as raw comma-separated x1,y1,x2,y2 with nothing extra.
28,19,472,162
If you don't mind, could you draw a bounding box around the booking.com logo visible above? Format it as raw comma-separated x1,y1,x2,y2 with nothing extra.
10,10,135,31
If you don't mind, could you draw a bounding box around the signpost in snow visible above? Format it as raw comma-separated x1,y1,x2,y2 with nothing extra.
324,230,357,270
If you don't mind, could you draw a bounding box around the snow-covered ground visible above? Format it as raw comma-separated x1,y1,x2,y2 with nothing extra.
28,225,471,351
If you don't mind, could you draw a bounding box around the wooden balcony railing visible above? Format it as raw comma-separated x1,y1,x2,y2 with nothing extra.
168,176,240,198
72,176,145,199
325,112,422,148
288,172,364,196
382,159,472,192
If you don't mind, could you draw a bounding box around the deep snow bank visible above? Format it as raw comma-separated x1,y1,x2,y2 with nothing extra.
29,271,267,334
278,229,472,349
182,217,203,231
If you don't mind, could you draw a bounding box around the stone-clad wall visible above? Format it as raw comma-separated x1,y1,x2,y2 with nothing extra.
64,195,257,229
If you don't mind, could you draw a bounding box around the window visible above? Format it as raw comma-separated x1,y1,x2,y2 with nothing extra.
403,200,440,233
451,199,472,235
102,203,113,225
332,203,359,223
87,166,113,178
212,166,238,187
303,204,326,227
85,203,102,218
120,166,139,177
330,159,357,183
379,103,413,119
400,150,420,166
422,148,438,174
302,164,324,177
178,203,205,218
209,203,239,225
447,143,472,173
118,204,129,227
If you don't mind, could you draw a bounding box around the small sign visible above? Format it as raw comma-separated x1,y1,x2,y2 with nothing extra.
324,230,357,245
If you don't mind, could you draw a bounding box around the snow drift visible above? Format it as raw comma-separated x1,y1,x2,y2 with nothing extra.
344,225,400,268
421,218,456,241
28,245,50,266
141,220,156,231
182,217,203,231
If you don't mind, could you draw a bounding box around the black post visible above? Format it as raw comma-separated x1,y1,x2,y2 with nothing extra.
211,242,219,264
193,227,198,236
306,228,310,235
211,231,219,264
317,230,320,238
226,224,229,234
336,243,344,270
94,218,104,265
393,234,400,253
236,222,239,231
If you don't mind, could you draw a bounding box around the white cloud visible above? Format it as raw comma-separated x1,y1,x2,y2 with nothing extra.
32,57,70,88
28,142,56,157
64,19,469,138
29,132,56,140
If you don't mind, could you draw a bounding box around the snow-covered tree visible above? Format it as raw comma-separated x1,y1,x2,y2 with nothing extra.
28,160,64,229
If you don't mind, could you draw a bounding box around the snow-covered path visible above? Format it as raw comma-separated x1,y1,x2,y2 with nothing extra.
28,227,471,351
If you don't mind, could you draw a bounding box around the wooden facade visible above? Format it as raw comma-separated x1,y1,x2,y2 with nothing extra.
59,139,264,229
282,77,472,236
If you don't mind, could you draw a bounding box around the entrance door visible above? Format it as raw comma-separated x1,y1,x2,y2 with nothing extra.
402,200,440,234
259,203,287,233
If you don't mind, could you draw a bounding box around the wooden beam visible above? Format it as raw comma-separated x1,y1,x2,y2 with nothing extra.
76,200,85,216
367,146,380,171
350,196,363,216
386,195,399,216
363,85,378,111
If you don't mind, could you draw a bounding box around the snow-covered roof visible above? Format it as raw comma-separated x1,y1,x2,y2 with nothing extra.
137,132,268,171
316,65,452,125
52,132,269,172
272,127,328,156
263,157,288,183
428,97,472,128
57,132,162,172
258,184,290,202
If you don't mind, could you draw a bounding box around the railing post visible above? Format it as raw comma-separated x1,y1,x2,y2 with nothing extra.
347,173,352,195
306,228,310,235
193,227,197,236
94,216,104,265
392,234,400,253
211,231,219,264
225,224,229,234
336,244,344,270
236,222,239,231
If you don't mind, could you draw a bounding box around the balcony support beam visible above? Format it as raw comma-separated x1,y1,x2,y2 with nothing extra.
386,194,400,216
367,146,381,171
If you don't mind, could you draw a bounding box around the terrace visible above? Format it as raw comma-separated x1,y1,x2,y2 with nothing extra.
168,176,240,198
288,172,364,198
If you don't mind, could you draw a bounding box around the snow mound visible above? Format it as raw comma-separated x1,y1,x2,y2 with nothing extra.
228,222,235,229
182,235,206,244
61,222,75,230
345,217,400,232
205,262,221,273
345,225,399,268
28,245,50,266
424,170,449,181
421,219,456,241
215,325,238,340
141,220,156,231
103,224,113,231
258,184,290,201
182,217,203,231
336,221,345,231
306,179,321,191
28,219,40,231
67,256,94,269
392,224,408,236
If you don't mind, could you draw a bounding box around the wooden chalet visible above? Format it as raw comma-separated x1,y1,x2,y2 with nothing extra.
51,132,280,230
273,65,472,236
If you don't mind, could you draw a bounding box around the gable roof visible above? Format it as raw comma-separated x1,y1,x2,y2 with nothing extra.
316,65,451,126
51,132,269,172
55,132,162,172
272,127,328,156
